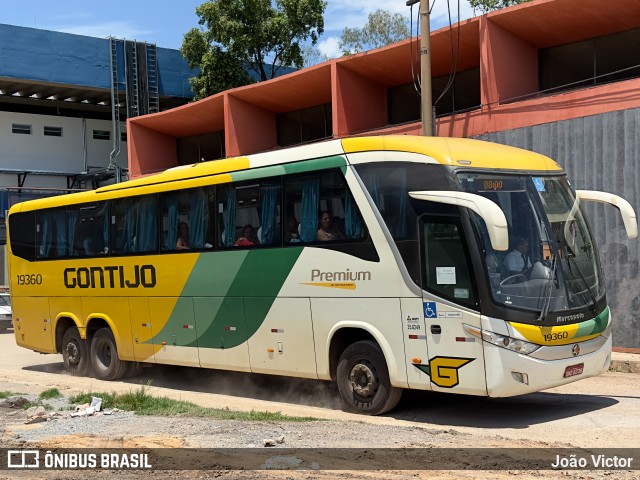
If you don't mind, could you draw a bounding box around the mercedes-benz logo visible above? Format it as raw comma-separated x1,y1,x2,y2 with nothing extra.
572,344,580,357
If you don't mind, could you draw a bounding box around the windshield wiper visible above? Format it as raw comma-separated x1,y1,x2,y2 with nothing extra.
566,252,599,313
537,253,559,323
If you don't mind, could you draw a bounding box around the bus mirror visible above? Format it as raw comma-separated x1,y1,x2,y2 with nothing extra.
409,190,509,251
575,190,638,239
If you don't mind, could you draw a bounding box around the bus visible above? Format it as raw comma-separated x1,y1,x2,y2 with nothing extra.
7,135,637,415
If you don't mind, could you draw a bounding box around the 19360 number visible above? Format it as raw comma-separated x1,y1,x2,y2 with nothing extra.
16,274,43,286
543,331,568,342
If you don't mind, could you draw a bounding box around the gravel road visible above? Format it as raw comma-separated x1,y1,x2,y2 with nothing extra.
1,333,639,479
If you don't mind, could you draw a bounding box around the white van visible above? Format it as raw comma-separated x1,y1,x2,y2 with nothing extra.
0,293,12,331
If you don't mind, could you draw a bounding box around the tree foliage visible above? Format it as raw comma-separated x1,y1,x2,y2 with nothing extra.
339,9,410,56
181,0,326,100
468,0,531,13
181,28,251,100
301,45,330,68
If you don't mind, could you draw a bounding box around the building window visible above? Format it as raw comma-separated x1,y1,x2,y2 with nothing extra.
387,68,481,123
387,84,421,125
540,27,640,94
276,104,332,148
44,126,63,137
12,124,32,135
93,130,110,140
177,131,225,165
121,132,127,143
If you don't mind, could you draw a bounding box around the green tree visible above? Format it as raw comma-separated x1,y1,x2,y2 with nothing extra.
339,9,410,56
301,44,330,68
181,29,252,100
468,0,531,13
181,0,326,100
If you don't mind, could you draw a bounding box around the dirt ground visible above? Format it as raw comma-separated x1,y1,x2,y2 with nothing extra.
0,332,638,479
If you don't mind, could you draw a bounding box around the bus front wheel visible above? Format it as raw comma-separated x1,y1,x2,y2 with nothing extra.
336,340,402,415
62,327,90,376
90,328,130,381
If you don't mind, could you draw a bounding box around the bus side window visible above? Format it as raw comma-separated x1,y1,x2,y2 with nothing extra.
160,187,214,251
111,196,158,254
68,202,109,257
36,208,66,259
9,212,36,261
283,168,366,244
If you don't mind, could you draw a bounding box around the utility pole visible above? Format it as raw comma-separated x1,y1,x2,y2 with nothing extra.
407,0,433,136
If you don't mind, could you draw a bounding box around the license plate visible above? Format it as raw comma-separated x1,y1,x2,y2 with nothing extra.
564,363,584,378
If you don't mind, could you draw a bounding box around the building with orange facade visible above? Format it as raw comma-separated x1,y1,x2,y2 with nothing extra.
129,0,639,348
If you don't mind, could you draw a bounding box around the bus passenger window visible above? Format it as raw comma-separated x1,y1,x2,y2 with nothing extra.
36,208,66,259
68,202,108,258
111,196,158,254
218,181,277,248
161,187,214,251
283,168,366,245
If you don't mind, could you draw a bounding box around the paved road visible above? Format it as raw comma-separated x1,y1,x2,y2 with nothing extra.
1,330,639,449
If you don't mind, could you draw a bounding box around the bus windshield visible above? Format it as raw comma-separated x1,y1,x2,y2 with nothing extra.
458,173,602,313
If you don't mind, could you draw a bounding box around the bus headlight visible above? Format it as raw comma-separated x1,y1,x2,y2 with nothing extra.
464,324,540,355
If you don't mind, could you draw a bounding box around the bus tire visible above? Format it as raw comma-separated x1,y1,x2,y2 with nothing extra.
90,328,130,381
62,327,91,376
336,340,403,415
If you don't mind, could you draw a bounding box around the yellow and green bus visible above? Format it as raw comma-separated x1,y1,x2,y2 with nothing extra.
7,135,637,415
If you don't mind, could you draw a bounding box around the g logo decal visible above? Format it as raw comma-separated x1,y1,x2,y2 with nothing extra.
413,356,474,388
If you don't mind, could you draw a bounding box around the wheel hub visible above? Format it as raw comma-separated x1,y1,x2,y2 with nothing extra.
65,342,80,364
349,361,379,397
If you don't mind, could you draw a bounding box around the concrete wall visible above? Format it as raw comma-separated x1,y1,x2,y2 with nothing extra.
0,111,127,186
475,108,640,348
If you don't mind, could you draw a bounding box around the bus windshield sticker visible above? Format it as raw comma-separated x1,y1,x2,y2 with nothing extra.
436,266,456,284
533,177,545,192
454,288,469,299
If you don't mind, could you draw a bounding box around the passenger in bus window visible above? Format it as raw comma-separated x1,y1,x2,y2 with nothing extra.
234,224,260,246
286,215,300,243
176,222,190,250
317,210,344,241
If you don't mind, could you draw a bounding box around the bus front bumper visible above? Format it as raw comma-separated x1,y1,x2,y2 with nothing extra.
484,334,611,397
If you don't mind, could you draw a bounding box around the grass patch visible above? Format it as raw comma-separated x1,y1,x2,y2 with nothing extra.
70,387,318,422
0,391,16,399
21,401,53,411
39,388,62,400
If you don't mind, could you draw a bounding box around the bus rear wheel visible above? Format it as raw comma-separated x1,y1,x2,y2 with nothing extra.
336,340,402,415
90,328,130,381
62,327,90,376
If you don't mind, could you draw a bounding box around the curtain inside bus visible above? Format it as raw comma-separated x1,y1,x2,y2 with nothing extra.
300,178,320,242
223,188,236,247
260,185,279,244
345,193,362,239
189,189,208,248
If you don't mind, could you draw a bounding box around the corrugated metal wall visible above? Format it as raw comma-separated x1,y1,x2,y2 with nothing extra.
474,108,640,347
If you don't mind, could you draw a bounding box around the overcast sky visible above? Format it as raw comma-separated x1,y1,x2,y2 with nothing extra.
0,0,477,55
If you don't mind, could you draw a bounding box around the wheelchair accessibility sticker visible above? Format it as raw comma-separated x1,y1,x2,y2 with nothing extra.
423,302,437,318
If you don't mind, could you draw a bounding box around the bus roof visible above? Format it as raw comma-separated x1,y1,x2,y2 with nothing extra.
341,136,562,171
8,135,562,213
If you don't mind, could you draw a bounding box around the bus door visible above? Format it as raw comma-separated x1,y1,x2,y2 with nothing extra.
195,297,251,372
149,297,200,367
129,297,155,363
419,215,487,396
